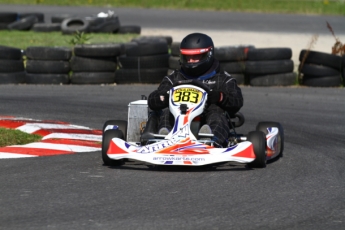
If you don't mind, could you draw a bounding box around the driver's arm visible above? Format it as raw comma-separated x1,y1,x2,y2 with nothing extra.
148,76,173,110
209,75,243,114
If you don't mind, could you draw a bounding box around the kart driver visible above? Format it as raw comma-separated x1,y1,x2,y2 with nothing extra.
147,33,243,147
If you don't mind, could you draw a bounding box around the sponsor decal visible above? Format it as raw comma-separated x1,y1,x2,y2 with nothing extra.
137,125,190,153
153,156,205,162
202,80,216,84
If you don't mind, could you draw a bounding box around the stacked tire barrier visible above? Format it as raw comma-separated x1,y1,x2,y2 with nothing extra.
0,12,18,30
0,46,25,84
299,50,343,87
116,37,170,84
168,42,181,75
25,46,71,84
70,44,122,84
216,46,255,85
245,48,296,86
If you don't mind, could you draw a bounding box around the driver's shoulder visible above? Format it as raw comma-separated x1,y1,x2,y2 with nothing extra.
167,69,187,82
212,71,236,83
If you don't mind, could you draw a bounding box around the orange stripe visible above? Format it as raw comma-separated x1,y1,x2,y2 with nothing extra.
41,139,101,148
107,141,128,154
233,145,256,159
0,147,73,156
33,129,102,136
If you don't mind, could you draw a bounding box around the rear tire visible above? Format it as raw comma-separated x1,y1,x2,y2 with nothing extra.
256,121,284,158
246,131,266,168
102,129,124,166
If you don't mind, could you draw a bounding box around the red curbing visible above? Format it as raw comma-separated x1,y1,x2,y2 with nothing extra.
0,116,102,159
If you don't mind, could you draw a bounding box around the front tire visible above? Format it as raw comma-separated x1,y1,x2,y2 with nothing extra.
102,120,127,140
256,121,284,158
102,129,124,166
247,131,266,168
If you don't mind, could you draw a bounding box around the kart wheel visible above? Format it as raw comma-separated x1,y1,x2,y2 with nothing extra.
102,120,127,141
246,131,266,168
102,129,124,166
256,121,284,158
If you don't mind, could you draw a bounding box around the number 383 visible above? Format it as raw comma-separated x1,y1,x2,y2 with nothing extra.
173,91,201,104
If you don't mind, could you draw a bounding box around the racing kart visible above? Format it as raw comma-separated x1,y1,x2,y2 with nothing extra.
102,80,284,168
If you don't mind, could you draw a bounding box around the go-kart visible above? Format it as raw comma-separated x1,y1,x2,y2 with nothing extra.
102,80,284,168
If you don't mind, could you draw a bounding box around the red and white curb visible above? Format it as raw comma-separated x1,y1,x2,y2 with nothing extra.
0,116,102,159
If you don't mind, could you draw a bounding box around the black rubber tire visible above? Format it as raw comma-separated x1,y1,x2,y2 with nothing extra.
246,131,267,168
70,56,117,72
26,60,71,74
0,12,18,23
249,72,297,86
0,23,9,30
102,120,128,139
118,25,141,34
302,75,342,87
0,71,26,84
256,121,284,158
0,60,24,72
118,54,170,69
299,63,341,77
245,60,294,75
25,73,69,84
299,50,342,70
126,40,169,57
215,46,249,61
19,13,44,23
61,18,90,34
31,23,61,32
25,47,72,61
220,61,245,74
88,17,120,33
0,46,22,60
102,129,125,166
132,36,173,46
168,56,180,69
7,15,38,31
70,72,115,84
51,14,74,23
247,48,292,61
170,42,181,56
74,43,122,57
115,68,167,84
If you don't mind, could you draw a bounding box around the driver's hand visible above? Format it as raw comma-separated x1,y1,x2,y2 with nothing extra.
208,90,223,104
158,91,169,106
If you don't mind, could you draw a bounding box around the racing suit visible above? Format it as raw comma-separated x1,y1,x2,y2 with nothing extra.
147,59,243,146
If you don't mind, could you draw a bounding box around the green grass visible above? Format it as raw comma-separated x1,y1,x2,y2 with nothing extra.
1,0,344,15
0,30,138,50
0,127,42,147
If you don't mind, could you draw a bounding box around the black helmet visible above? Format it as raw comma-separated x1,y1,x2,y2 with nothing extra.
180,33,214,77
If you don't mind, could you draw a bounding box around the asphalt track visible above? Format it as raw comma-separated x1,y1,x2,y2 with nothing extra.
1,4,345,33
0,4,345,230
0,84,344,230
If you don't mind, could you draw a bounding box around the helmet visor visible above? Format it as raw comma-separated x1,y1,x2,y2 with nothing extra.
180,46,212,64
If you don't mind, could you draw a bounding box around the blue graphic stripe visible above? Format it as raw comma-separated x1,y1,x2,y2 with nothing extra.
222,145,238,153
173,115,179,133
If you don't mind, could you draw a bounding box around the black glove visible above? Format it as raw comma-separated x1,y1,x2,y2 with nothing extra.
207,90,223,104
158,91,169,106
